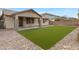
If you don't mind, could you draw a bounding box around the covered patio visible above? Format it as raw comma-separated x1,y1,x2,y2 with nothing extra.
18,16,41,28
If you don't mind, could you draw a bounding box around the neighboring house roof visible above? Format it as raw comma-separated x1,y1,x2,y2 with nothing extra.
0,9,18,17
41,13,60,19
3,9,17,15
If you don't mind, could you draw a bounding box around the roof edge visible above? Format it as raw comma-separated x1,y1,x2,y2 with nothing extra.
11,9,42,17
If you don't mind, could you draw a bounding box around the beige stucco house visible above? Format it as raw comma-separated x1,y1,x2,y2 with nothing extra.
0,9,49,29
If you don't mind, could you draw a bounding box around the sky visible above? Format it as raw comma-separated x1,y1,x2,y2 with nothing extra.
9,8,78,18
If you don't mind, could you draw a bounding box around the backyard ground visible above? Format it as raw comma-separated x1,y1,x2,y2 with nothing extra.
18,26,76,49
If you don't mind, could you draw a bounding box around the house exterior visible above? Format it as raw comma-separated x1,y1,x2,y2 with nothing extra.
41,13,60,21
0,9,49,29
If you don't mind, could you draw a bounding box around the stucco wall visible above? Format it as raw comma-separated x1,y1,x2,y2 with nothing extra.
5,16,14,29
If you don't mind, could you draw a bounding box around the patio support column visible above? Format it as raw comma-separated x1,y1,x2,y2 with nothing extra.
14,16,19,30
38,18,42,27
23,17,26,27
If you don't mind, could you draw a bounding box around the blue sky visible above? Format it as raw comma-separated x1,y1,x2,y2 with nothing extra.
10,8,78,18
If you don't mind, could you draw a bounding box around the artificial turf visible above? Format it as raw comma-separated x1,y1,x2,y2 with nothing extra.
18,26,76,49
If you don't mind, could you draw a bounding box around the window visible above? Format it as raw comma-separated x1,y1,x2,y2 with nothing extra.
31,18,34,24
43,18,48,23
26,18,29,24
26,17,34,24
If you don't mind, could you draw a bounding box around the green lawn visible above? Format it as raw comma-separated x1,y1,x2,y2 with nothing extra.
18,26,76,50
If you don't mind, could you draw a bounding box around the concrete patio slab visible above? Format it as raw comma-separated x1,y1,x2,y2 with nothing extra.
0,29,42,50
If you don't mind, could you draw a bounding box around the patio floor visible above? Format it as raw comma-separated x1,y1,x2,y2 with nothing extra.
0,29,42,50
